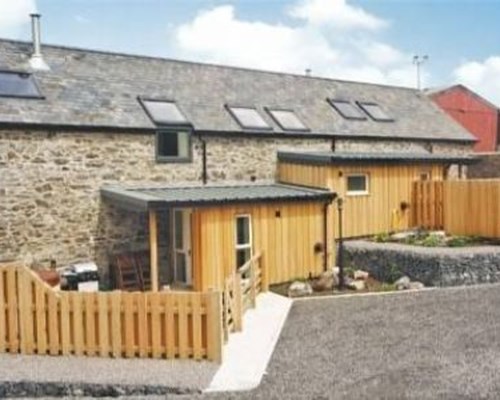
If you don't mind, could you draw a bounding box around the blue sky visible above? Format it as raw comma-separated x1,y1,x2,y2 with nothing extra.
2,0,500,105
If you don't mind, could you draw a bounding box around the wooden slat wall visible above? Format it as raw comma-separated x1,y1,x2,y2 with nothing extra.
0,264,223,362
443,180,500,238
192,201,327,290
279,162,444,238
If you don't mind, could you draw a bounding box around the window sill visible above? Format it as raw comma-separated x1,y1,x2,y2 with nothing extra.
156,156,192,164
346,191,370,197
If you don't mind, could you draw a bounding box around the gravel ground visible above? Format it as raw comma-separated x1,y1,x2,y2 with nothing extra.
199,284,500,400
6,284,500,399
0,353,218,393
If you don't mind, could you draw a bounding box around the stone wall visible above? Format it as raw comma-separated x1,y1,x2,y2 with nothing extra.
344,240,500,287
0,129,472,278
468,152,500,178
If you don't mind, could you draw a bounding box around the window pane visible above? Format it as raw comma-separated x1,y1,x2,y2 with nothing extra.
142,100,188,125
358,102,392,121
174,210,183,249
236,216,250,245
177,131,190,158
236,248,251,269
175,253,186,282
0,71,41,98
229,107,270,129
329,100,366,120
268,109,308,131
347,175,367,192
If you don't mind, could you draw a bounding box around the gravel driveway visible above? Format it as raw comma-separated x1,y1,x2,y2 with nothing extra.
199,284,500,399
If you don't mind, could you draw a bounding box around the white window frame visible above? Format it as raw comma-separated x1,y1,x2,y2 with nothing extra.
235,214,253,269
346,173,370,196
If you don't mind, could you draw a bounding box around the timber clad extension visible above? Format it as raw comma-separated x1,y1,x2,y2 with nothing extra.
0,36,476,291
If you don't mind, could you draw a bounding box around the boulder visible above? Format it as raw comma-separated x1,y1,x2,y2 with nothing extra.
391,230,417,241
288,281,313,297
346,279,366,291
353,270,369,280
408,281,425,290
311,270,338,291
395,276,411,290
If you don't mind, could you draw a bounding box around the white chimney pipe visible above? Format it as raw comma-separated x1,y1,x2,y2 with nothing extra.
29,13,50,71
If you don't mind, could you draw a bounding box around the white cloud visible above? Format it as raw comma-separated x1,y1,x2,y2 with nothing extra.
453,57,500,106
172,3,417,88
289,0,387,30
0,0,36,38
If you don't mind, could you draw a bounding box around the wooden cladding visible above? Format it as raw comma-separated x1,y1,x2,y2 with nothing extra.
413,180,500,238
278,162,445,238
0,264,223,362
192,201,328,290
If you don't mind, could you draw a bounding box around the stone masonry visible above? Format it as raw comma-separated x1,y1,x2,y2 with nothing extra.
0,129,471,277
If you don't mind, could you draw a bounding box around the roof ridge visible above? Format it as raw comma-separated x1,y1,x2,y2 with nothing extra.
0,37,419,92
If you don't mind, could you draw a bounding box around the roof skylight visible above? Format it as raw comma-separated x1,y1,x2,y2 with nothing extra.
227,106,271,130
327,99,366,120
0,71,43,99
357,102,393,122
267,109,309,131
139,98,189,125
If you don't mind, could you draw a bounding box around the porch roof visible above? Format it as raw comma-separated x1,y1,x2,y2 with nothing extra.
101,183,336,212
277,151,479,166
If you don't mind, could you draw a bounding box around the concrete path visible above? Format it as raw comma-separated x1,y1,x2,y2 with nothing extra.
205,292,292,392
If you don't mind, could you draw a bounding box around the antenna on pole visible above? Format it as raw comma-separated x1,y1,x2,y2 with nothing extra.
413,55,428,90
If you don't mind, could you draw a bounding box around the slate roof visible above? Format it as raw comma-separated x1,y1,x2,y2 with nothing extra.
0,38,474,142
101,184,336,211
278,151,479,165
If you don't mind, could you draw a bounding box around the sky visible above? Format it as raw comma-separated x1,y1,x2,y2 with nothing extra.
1,0,500,106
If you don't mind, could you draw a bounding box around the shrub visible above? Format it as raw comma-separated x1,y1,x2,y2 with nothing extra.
421,234,442,247
374,232,391,243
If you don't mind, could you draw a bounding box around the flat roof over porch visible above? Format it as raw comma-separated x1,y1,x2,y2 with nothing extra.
277,151,479,166
101,183,336,212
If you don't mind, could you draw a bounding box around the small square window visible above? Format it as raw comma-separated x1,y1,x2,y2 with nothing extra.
328,99,366,120
346,174,369,196
227,106,271,130
0,70,43,99
140,98,189,125
266,109,309,131
156,130,191,162
357,102,393,122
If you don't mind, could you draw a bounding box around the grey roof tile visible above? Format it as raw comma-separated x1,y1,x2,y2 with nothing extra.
0,39,475,142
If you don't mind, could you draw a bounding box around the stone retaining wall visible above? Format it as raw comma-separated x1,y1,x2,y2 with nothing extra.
344,240,500,287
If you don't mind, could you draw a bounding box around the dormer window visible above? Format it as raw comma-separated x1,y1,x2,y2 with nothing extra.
327,99,366,120
227,106,272,130
0,70,43,99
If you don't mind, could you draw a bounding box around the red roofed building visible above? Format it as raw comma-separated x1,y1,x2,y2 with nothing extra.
429,84,499,152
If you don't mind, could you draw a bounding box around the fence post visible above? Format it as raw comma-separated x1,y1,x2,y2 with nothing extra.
206,290,223,363
233,272,243,331
250,259,256,308
260,253,269,292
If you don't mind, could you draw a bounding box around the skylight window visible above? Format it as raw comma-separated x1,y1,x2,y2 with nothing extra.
327,99,366,120
227,106,271,130
139,98,189,125
0,71,43,99
357,102,393,122
266,109,309,131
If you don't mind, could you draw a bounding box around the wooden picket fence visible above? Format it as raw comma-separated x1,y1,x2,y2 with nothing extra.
0,263,223,362
412,181,444,229
412,179,500,238
222,251,266,339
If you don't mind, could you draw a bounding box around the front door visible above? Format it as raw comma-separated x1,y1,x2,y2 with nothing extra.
173,209,192,285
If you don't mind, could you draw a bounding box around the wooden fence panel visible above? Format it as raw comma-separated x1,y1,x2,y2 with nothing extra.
444,180,500,238
0,264,223,362
412,181,444,229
